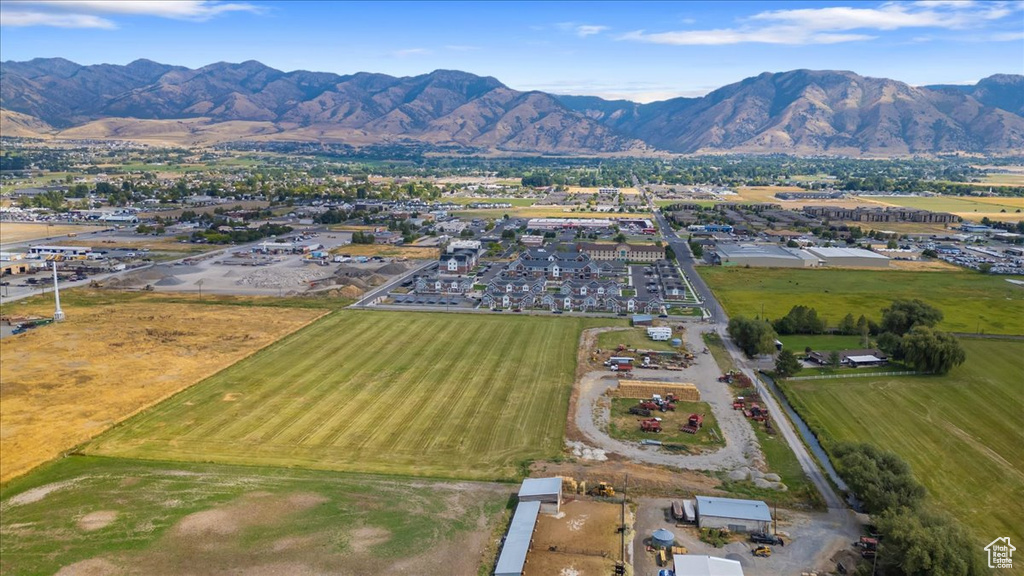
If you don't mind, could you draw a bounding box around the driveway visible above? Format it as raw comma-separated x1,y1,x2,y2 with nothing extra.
572,322,763,472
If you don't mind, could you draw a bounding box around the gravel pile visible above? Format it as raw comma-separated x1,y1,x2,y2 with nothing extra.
236,267,330,289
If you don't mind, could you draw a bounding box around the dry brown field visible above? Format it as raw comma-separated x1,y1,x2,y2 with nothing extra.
524,499,625,576
0,223,107,246
0,301,324,482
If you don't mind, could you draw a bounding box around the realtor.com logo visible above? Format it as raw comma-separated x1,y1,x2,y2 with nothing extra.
986,537,1015,569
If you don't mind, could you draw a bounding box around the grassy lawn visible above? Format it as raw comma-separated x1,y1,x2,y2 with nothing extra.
607,399,723,451
780,338,1024,545
445,197,537,207
84,311,617,481
778,334,864,352
0,456,509,576
870,195,1024,213
596,327,677,352
668,306,703,317
699,267,1024,335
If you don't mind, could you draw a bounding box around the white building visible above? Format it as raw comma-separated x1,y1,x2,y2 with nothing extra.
647,326,672,341
805,247,890,268
695,496,772,533
673,555,744,576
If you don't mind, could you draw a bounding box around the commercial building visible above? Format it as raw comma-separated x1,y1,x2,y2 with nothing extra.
27,245,92,258
577,242,664,263
805,247,890,268
526,218,614,231
710,244,818,268
695,496,772,533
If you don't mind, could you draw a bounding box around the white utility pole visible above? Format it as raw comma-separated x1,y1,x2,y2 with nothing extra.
52,260,65,322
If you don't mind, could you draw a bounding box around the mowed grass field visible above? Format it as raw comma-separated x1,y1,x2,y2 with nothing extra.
0,456,509,576
699,267,1024,335
868,195,1024,223
0,297,324,483
781,339,1024,545
85,311,616,480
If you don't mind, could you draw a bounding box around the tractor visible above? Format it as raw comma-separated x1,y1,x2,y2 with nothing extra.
589,482,615,497
629,406,653,417
640,418,662,433
681,413,704,434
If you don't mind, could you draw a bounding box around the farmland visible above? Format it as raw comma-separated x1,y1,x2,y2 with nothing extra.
0,456,509,576
0,222,107,246
699,267,1024,335
780,338,1024,545
866,194,1024,222
0,298,324,482
84,311,617,480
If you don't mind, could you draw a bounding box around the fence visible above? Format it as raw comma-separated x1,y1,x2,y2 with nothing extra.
787,370,924,381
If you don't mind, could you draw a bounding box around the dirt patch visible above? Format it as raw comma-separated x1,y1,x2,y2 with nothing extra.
348,526,391,554
525,500,624,576
173,491,328,539
78,510,118,532
54,558,120,576
221,393,241,402
5,479,80,507
532,460,719,499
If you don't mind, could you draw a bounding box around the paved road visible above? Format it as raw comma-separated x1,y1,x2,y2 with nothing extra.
638,175,846,510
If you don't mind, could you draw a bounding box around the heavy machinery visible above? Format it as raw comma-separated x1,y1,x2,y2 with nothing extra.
681,413,704,434
732,398,746,410
639,401,659,410
640,418,662,433
752,545,772,557
629,406,653,417
589,482,615,497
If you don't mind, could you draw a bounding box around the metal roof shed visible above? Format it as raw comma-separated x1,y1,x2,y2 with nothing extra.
518,477,562,513
494,500,541,576
695,495,772,532
673,555,745,576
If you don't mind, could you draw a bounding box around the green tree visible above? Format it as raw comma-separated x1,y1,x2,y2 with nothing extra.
727,316,778,357
774,349,802,378
837,313,856,335
613,232,627,243
873,507,985,576
833,442,926,514
689,240,704,258
773,305,826,335
828,350,841,369
881,299,943,336
901,326,966,375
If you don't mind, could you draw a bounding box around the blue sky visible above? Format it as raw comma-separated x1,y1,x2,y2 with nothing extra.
1,1,1022,102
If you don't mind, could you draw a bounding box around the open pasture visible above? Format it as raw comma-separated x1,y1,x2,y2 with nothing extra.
0,298,324,482
0,457,508,576
699,267,1024,335
867,195,1024,222
84,311,616,480
0,223,107,246
781,338,1024,545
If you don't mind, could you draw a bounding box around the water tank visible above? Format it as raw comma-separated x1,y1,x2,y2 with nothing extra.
652,528,675,548
670,338,682,347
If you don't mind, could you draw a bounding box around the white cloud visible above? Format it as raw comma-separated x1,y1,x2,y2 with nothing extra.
0,1,260,28
991,31,1024,41
391,48,432,57
0,10,115,28
556,22,610,37
619,2,1020,46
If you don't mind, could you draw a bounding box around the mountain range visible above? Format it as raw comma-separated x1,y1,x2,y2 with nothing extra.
2,58,1022,156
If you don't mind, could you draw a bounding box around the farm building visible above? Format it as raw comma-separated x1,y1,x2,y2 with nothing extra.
695,496,771,533
805,247,890,268
710,244,818,268
673,555,745,576
647,326,672,341
807,349,888,368
518,477,562,514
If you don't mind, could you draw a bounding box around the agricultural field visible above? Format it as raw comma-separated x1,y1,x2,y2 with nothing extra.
596,327,677,352
780,338,1024,546
0,222,107,246
608,398,723,450
0,296,324,482
978,172,1024,186
84,311,618,480
867,195,1024,222
0,456,509,576
699,267,1024,335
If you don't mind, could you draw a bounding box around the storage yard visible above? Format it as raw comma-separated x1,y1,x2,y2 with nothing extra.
84,311,618,480
781,338,1024,546
0,457,509,576
0,296,324,482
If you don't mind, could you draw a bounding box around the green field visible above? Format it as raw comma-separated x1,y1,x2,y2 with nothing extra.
84,311,615,480
0,456,508,576
871,195,1024,214
700,267,1024,335
778,334,864,352
781,339,1024,545
608,398,723,449
446,197,537,207
597,327,677,352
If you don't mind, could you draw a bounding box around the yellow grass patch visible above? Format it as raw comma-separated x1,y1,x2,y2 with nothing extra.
889,260,963,272
0,224,107,247
333,244,439,259
64,238,219,252
0,302,324,482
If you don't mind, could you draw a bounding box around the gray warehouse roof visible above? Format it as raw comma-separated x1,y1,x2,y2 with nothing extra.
673,555,745,576
806,247,889,260
518,477,562,499
715,244,817,262
494,500,541,576
696,495,772,522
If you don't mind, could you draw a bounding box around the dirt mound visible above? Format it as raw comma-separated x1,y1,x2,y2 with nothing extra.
377,263,407,275
78,510,118,532
154,276,184,286
339,285,364,299
367,274,388,286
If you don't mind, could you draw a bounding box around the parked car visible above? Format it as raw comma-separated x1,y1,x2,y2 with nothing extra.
750,532,784,546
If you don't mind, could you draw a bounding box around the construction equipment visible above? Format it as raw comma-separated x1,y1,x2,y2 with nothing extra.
629,406,653,417
657,549,667,566
659,402,676,412
640,418,662,433
752,545,773,557
732,398,746,410
639,401,659,410
589,482,615,497
681,413,704,434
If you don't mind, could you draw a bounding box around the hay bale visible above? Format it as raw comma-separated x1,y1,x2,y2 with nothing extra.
609,380,700,402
